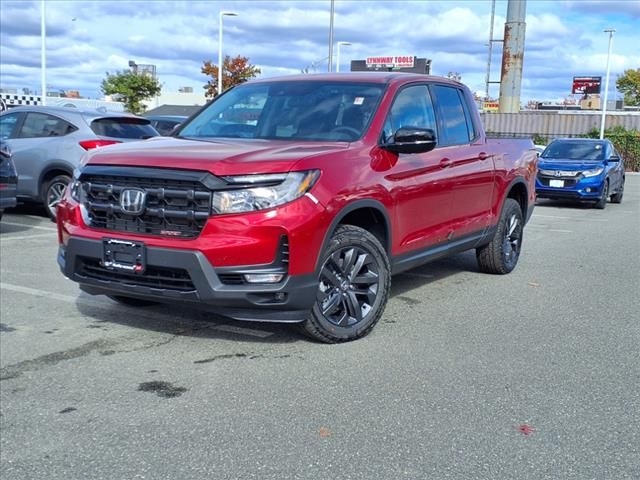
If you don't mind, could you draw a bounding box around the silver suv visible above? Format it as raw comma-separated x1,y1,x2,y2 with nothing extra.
0,106,158,219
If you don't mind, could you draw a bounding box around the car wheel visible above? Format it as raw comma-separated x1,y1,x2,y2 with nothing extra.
595,180,609,209
476,198,523,275
43,174,71,220
300,225,390,343
108,295,159,307
610,178,624,204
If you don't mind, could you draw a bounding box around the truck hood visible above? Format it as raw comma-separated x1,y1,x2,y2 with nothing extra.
85,136,350,176
538,159,604,171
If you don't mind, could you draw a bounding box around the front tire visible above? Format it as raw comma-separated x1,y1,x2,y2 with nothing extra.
43,174,71,220
300,225,390,343
594,180,608,210
476,198,524,275
610,178,624,204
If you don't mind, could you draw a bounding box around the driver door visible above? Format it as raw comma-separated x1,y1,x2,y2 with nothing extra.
383,84,457,255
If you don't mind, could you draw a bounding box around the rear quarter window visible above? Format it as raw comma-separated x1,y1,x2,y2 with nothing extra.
90,117,158,139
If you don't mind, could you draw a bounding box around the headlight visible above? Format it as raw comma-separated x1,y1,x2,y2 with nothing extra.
69,169,82,202
212,170,320,214
582,167,604,177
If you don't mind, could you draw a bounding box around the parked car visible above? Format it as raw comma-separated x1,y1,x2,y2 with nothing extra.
536,138,625,209
534,144,546,156
0,140,18,220
57,73,537,343
145,115,188,136
0,106,159,219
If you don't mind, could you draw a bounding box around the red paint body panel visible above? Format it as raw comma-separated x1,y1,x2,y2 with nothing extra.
58,74,536,278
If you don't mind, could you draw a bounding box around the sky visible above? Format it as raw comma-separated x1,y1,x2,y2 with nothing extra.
1,0,639,103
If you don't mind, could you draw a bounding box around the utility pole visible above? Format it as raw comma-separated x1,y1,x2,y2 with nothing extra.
484,0,502,100
498,0,527,113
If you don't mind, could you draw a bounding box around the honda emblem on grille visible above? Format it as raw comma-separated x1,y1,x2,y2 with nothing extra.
120,188,147,215
555,171,563,177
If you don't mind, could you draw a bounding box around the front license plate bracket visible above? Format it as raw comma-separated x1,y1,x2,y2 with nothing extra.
102,238,146,273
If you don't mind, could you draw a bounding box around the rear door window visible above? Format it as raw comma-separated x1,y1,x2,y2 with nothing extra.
0,112,21,139
17,112,77,138
90,118,158,139
431,85,471,146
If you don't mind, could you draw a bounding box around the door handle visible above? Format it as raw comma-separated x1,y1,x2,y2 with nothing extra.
478,152,490,161
439,158,452,169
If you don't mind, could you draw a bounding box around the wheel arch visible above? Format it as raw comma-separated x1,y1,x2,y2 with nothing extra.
315,200,391,272
38,163,74,199
503,177,529,222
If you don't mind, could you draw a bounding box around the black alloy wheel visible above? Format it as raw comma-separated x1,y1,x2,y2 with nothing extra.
477,198,524,275
301,225,390,343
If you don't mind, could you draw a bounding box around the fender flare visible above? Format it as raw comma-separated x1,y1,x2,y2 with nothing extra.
314,199,392,272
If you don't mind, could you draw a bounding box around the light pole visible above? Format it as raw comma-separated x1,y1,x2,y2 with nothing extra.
40,0,46,106
328,0,335,72
218,11,238,96
335,41,351,72
599,29,615,140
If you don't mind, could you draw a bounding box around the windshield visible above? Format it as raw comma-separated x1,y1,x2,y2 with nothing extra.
179,81,385,142
541,141,605,161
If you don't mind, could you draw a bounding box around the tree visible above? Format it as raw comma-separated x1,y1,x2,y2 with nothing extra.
616,68,640,106
202,55,261,98
101,70,161,114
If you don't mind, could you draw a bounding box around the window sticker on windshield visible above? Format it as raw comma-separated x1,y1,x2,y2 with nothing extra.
354,97,364,105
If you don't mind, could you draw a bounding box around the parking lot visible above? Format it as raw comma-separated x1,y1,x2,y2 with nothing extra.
0,177,638,479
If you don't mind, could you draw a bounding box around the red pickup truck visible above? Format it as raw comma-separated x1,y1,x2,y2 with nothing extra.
57,73,536,343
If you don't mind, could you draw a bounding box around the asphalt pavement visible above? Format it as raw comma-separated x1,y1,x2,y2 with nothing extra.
1,177,639,480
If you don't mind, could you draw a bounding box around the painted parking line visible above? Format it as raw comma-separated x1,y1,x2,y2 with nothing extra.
0,232,57,242
1,221,57,232
0,282,274,339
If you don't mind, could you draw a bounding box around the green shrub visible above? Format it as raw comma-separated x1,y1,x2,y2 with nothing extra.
585,126,640,172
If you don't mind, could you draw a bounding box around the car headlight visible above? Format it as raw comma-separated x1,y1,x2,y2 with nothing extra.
582,167,604,177
212,170,320,214
69,169,82,202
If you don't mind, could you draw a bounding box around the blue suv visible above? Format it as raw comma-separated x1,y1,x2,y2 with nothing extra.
536,138,625,209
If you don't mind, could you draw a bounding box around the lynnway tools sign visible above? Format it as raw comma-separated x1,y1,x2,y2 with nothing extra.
365,56,415,69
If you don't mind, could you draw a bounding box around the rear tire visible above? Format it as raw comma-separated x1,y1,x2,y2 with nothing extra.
43,174,71,220
610,178,624,204
594,180,608,209
476,198,524,275
300,225,390,343
108,295,159,307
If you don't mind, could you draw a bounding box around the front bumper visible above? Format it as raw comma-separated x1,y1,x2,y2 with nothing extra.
58,237,318,322
535,175,604,201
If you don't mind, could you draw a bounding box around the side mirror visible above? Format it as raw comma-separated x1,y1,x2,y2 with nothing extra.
381,127,437,154
608,155,620,162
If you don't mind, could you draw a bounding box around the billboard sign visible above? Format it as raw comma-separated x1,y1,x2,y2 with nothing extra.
366,56,415,69
572,76,602,95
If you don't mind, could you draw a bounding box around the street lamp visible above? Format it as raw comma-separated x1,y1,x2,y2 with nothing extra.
335,41,352,73
599,28,615,140
41,0,46,106
218,11,238,96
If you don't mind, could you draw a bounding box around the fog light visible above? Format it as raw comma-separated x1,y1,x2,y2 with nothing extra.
243,273,284,284
585,187,592,192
